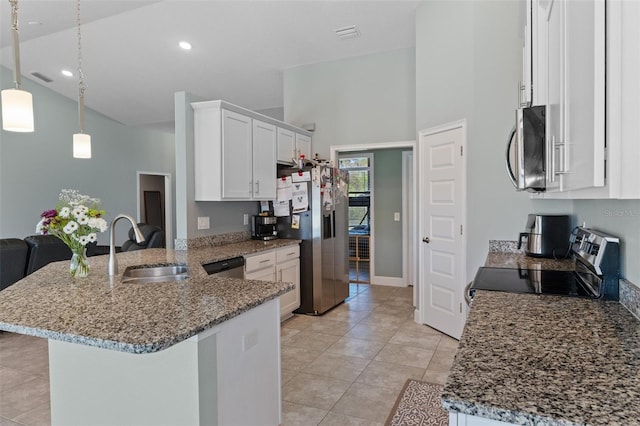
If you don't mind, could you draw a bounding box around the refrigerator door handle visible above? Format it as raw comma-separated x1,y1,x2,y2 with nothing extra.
332,210,336,238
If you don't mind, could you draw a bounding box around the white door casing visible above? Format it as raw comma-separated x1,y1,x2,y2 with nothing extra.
418,120,466,340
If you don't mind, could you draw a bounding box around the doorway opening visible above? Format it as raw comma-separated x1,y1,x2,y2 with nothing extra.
339,154,372,285
331,141,417,303
137,172,173,249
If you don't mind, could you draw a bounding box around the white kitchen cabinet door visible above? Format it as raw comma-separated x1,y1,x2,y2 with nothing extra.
532,0,548,106
521,0,533,107
222,110,253,199
562,0,605,191
252,119,277,200
277,127,295,164
295,133,311,161
545,0,564,192
277,258,300,319
542,0,605,193
245,265,276,282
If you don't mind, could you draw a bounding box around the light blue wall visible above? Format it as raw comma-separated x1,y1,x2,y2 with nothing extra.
573,200,640,284
416,1,573,282
284,49,416,283
284,48,416,158
373,149,404,278
0,66,175,245
174,92,259,239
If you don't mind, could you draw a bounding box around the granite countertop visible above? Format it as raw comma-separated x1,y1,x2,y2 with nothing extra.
442,245,640,425
442,291,640,426
0,239,300,354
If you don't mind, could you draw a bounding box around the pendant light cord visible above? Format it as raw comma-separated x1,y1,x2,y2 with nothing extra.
9,0,22,88
76,0,86,133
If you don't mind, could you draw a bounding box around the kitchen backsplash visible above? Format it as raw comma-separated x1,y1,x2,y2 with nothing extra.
488,240,522,253
174,231,251,250
620,280,640,321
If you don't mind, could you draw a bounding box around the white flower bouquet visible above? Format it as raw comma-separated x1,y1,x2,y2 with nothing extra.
36,189,108,277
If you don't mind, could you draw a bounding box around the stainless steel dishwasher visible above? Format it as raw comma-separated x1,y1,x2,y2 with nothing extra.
202,256,245,278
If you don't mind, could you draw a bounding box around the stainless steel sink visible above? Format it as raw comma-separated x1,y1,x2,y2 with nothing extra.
121,264,190,284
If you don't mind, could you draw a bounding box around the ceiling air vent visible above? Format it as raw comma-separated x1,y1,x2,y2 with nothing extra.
31,72,53,83
334,25,360,40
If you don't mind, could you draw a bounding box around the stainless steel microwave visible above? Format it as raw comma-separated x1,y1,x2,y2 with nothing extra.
505,105,546,192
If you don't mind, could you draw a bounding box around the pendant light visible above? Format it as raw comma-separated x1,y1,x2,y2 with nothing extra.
1,0,35,132
73,0,91,158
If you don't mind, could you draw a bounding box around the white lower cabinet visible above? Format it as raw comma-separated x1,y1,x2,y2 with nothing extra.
449,412,515,426
244,245,300,320
244,250,276,282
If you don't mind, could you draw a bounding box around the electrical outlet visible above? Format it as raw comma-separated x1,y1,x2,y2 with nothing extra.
242,330,259,352
197,216,210,230
394,212,400,222
244,214,249,226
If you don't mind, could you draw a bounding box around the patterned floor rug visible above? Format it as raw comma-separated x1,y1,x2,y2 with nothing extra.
385,379,448,426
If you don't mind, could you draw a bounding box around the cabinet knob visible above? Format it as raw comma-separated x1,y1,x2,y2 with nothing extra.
422,236,430,244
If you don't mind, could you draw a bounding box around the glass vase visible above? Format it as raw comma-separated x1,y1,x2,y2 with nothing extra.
70,248,89,278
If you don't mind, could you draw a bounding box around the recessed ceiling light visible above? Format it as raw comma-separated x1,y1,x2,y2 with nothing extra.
179,41,192,50
62,70,73,77
334,25,361,40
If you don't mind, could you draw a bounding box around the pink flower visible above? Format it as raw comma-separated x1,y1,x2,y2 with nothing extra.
41,209,57,219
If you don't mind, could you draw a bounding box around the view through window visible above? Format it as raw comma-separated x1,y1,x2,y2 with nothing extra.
338,155,371,233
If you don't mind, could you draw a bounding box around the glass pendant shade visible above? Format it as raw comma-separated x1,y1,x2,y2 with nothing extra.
1,88,34,132
73,132,91,158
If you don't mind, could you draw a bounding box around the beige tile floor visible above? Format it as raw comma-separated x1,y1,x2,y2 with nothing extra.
280,283,458,425
0,283,458,426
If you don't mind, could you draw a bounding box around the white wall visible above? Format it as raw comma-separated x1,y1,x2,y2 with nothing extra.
284,48,416,159
0,66,175,245
415,1,573,281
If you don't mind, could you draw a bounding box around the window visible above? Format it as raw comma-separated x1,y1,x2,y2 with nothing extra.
339,155,371,233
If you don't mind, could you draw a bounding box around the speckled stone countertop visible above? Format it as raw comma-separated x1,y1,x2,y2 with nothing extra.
442,291,640,425
0,239,300,354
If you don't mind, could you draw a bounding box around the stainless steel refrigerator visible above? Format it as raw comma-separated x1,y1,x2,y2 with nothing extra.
276,165,349,315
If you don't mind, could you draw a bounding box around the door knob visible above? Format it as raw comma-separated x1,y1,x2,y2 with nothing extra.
422,236,430,244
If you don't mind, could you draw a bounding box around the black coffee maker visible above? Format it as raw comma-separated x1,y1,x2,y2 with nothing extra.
251,216,278,241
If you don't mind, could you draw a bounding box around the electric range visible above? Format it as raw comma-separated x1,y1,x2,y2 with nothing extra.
469,227,620,302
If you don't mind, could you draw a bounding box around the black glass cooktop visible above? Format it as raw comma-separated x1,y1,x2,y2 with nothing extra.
471,267,597,298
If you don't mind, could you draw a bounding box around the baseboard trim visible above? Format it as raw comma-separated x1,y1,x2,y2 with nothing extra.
371,275,406,287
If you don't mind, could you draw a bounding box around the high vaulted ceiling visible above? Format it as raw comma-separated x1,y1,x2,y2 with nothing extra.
0,0,420,131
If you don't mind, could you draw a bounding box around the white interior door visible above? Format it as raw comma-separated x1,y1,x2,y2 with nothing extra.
418,120,466,340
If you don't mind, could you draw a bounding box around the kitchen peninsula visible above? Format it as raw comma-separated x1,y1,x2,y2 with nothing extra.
0,241,298,426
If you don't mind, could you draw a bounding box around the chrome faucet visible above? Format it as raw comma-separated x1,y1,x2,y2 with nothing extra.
108,214,145,276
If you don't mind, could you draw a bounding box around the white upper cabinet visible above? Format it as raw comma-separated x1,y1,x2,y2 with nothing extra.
521,0,533,107
561,0,605,191
252,119,277,200
295,133,312,162
277,127,295,164
222,110,254,199
277,128,312,165
540,0,605,193
192,100,312,201
530,0,638,199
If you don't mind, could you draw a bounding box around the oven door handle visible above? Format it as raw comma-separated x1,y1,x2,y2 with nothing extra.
464,281,473,306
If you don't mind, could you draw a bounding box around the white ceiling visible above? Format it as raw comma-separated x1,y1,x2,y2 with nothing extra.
0,0,420,131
